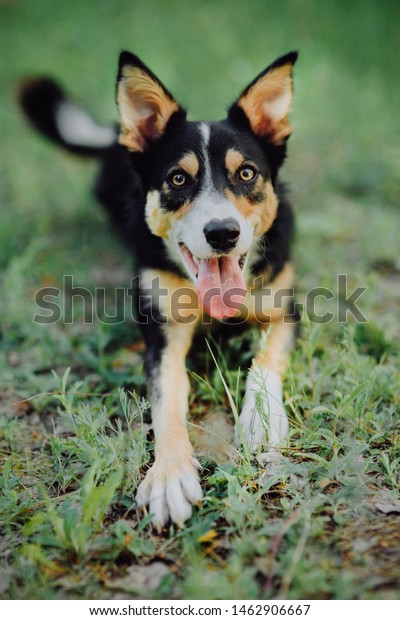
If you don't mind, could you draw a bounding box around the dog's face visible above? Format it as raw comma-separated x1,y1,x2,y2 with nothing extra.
117,52,297,319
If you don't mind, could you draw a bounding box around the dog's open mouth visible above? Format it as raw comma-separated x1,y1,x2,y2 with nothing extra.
179,243,247,319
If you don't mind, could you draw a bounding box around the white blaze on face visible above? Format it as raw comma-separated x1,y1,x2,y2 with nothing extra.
199,122,212,189
165,122,255,320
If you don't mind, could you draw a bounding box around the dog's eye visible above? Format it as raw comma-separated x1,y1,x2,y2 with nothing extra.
238,166,257,182
169,171,187,187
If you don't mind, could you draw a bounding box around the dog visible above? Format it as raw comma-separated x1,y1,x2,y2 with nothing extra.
20,50,298,530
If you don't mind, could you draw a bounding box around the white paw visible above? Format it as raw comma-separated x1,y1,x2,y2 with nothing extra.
136,456,203,531
235,368,288,451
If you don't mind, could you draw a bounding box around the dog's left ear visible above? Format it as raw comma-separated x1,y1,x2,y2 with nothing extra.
229,51,298,144
117,51,183,152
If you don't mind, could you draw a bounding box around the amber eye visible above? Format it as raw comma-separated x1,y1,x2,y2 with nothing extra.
169,171,187,187
238,166,257,182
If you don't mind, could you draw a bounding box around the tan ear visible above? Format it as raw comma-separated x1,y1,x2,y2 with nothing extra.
117,52,180,152
235,51,298,144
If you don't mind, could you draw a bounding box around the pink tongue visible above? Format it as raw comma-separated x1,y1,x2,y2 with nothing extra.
197,255,247,319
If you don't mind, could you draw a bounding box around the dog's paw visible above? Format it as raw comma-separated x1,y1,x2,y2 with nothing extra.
234,368,288,451
135,456,203,531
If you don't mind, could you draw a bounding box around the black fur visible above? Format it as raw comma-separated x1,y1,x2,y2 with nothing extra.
20,52,297,375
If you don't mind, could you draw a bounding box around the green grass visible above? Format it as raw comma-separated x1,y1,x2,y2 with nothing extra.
1,0,400,601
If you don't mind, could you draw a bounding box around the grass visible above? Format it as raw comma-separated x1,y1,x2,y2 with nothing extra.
1,0,400,601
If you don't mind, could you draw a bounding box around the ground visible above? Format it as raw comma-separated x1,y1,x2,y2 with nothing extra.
0,0,400,600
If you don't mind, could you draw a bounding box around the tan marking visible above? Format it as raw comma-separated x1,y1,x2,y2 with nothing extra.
136,276,198,448
136,291,202,529
117,66,179,152
225,148,245,175
225,179,278,235
144,319,198,527
237,62,294,144
145,191,193,238
178,152,200,177
152,320,197,444
147,318,198,503
239,262,294,324
141,268,201,324
145,190,171,237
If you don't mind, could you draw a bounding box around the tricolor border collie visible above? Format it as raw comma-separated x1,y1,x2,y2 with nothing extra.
20,50,299,530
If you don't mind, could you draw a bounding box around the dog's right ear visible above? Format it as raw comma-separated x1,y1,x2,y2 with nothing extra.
117,52,183,152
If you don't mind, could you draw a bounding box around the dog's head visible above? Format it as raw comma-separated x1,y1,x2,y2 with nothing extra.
117,51,297,319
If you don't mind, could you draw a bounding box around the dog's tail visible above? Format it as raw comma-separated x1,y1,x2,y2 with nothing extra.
19,78,117,156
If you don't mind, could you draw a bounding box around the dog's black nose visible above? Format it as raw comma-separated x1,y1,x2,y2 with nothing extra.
203,218,240,251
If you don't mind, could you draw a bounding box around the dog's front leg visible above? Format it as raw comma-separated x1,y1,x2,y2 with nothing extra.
136,318,202,530
236,320,295,451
